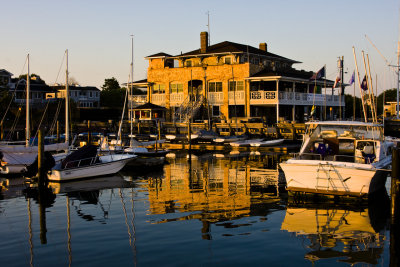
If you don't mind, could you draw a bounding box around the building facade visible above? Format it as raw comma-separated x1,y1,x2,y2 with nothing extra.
132,32,344,124
53,85,100,108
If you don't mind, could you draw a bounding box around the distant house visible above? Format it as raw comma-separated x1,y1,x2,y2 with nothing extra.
52,85,101,108
10,76,57,105
0,69,13,89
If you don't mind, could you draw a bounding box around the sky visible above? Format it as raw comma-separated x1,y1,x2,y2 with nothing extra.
1,0,399,96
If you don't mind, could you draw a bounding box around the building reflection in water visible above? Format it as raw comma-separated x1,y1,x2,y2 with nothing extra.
143,152,286,239
281,191,390,265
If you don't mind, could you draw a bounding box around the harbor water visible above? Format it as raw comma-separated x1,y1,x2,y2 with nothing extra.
0,152,392,266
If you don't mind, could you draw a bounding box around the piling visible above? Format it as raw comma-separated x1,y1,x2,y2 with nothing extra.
188,121,192,153
56,120,60,142
37,130,45,185
87,120,91,145
390,146,400,267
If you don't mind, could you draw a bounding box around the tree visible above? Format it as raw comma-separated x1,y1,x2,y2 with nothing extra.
100,77,125,107
101,77,120,91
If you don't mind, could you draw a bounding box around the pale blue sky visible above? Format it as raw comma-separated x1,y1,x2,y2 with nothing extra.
1,0,399,96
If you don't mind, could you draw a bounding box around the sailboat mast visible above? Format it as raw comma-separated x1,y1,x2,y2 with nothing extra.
65,49,70,146
397,41,400,119
352,47,368,122
26,54,30,147
130,35,134,145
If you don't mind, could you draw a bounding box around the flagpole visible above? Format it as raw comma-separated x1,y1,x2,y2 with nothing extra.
324,65,326,120
353,75,356,120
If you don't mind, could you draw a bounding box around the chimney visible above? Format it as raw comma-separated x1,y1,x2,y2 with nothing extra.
200,32,209,53
259,42,267,52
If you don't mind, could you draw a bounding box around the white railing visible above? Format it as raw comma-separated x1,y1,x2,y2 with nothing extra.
228,91,245,105
250,91,277,105
207,92,224,104
170,93,184,107
279,92,344,106
130,95,147,107
151,94,165,106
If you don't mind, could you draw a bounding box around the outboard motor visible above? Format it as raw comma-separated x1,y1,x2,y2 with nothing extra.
25,151,56,177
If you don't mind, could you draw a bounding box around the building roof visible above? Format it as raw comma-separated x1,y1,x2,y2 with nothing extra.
249,68,335,84
133,102,166,110
0,69,13,76
145,52,173,58
15,83,55,92
52,85,100,91
177,41,300,63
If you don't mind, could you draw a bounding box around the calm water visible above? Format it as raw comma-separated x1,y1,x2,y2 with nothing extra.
0,151,393,266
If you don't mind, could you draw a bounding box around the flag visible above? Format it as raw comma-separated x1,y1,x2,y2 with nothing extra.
348,71,355,85
310,105,316,116
310,66,325,80
333,76,340,89
361,75,368,91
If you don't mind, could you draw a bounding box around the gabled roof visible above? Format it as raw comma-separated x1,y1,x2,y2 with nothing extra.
133,102,166,110
145,52,173,58
177,41,300,64
0,69,13,76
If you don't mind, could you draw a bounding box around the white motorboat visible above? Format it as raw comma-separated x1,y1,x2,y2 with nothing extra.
213,135,246,143
230,138,263,147
279,121,394,197
249,138,285,147
48,153,136,182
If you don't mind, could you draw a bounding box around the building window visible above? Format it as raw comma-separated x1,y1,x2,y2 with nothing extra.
208,82,222,92
224,57,232,64
185,60,192,67
212,106,220,117
170,83,183,93
229,81,244,91
89,92,93,98
153,84,165,94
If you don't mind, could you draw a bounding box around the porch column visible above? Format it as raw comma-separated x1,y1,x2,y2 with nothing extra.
292,82,296,122
276,80,279,123
245,80,250,118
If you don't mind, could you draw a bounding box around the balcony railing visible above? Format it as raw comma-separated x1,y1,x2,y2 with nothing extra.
170,93,184,107
207,92,224,105
151,94,166,106
250,91,277,105
228,91,245,105
130,95,147,107
279,92,344,106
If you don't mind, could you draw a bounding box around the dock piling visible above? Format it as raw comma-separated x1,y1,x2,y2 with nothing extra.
390,146,400,267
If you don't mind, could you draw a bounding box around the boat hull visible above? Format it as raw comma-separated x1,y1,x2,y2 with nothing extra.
280,160,389,196
48,154,135,181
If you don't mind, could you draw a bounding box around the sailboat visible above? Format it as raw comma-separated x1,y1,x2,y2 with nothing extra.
122,36,169,166
0,53,69,174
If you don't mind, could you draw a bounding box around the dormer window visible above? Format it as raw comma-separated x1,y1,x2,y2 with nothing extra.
185,60,192,67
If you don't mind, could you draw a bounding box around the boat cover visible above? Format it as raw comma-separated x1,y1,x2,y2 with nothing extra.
61,145,98,169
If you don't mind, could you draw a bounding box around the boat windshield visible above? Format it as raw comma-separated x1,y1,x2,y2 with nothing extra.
307,124,382,140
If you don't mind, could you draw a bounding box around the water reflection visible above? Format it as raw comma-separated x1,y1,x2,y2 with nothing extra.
281,190,390,265
141,152,286,238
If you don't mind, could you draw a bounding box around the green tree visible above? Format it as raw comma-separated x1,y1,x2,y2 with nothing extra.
100,77,126,107
101,77,120,91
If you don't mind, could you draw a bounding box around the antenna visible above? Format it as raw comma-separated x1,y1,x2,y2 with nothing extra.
206,11,210,46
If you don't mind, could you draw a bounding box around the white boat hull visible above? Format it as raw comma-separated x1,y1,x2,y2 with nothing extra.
249,139,284,147
48,154,135,181
280,159,390,196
